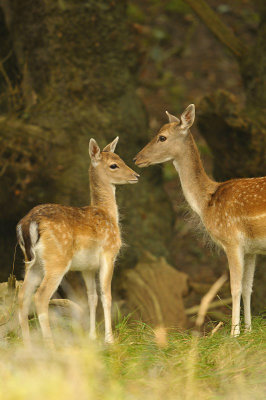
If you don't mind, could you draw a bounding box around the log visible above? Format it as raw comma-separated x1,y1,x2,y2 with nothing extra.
120,252,189,330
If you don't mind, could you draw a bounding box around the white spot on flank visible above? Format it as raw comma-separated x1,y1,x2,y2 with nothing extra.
246,212,266,220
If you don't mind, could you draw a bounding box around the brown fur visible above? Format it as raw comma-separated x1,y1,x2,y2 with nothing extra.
205,177,266,246
17,137,139,345
134,104,266,336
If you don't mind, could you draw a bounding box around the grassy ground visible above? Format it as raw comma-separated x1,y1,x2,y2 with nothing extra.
0,317,265,400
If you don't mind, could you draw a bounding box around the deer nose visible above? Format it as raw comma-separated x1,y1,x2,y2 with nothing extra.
133,156,137,162
134,173,140,178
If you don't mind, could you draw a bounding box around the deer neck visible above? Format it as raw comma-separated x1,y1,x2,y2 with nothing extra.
173,132,217,217
89,166,119,223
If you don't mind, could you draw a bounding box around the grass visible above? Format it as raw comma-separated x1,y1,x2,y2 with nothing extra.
0,317,265,400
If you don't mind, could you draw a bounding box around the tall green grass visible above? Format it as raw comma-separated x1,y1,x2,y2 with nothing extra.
0,317,265,400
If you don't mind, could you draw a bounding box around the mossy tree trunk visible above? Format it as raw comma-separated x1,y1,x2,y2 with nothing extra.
0,0,174,281
184,0,266,180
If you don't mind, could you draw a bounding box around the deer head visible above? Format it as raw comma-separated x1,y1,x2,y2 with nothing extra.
134,104,195,167
89,137,139,184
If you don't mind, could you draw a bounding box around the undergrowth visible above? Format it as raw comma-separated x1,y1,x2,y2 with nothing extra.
0,317,265,400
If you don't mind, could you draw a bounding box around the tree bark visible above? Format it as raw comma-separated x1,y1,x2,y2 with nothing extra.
184,0,266,180
0,0,174,280
197,90,266,180
184,0,246,58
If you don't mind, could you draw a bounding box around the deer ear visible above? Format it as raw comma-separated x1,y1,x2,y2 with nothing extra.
180,104,195,129
89,138,101,166
166,111,180,124
102,136,119,153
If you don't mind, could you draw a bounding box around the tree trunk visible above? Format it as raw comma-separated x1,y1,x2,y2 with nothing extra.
197,90,266,181
240,0,266,110
184,0,266,180
0,0,174,280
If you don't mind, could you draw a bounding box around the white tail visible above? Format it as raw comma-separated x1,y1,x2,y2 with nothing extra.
134,104,266,336
17,137,139,346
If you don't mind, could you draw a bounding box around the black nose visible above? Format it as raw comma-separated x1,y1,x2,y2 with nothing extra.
133,156,137,162
135,173,140,178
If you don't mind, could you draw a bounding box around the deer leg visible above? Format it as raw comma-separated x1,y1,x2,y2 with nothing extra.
99,254,114,344
242,254,256,332
34,270,65,346
82,270,98,340
226,247,244,337
18,264,42,346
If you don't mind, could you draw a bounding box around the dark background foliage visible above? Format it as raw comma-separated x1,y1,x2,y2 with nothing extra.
0,0,265,315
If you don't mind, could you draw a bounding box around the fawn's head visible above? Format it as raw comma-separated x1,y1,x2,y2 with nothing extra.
89,137,139,184
134,104,195,167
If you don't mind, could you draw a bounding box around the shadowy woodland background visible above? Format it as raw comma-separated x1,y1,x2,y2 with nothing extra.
0,0,265,328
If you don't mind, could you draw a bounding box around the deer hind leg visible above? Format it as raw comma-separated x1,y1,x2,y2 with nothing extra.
34,267,67,346
226,246,244,337
99,253,115,344
82,270,98,340
18,263,42,346
242,254,256,332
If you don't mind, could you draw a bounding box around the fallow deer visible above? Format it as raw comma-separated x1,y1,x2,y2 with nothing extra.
17,137,139,345
134,104,266,336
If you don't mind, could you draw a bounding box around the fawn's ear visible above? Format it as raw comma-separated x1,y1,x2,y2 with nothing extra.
89,138,101,166
102,136,119,153
166,111,180,124
180,104,195,129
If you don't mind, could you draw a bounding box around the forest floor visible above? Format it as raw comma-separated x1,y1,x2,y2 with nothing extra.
1,317,265,400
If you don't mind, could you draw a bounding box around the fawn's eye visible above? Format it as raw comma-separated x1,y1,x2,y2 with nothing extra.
110,164,118,169
159,135,167,142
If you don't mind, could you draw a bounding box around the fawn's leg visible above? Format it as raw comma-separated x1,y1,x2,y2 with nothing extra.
242,254,256,332
18,264,42,346
34,269,66,346
82,270,98,340
226,246,244,337
99,254,114,344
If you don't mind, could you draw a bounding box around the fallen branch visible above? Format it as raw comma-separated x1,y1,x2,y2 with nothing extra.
211,321,224,336
195,273,228,328
183,0,246,58
185,297,232,316
206,310,229,323
189,280,230,295
49,298,84,319
0,278,84,331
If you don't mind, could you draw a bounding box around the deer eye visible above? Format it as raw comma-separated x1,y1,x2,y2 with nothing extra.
159,135,167,142
110,164,118,169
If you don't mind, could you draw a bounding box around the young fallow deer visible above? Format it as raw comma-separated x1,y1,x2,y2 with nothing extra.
17,137,139,346
134,105,266,336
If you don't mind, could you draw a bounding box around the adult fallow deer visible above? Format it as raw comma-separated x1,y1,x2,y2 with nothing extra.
134,104,266,336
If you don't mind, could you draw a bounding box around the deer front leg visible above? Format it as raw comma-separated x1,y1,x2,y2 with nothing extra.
226,247,244,337
82,270,98,340
242,254,256,332
99,253,115,344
